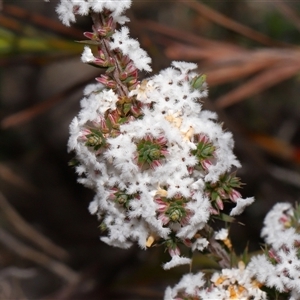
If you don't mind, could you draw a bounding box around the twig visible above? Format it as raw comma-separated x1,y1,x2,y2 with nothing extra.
247,133,294,161
178,0,291,48
91,12,129,97
275,2,300,33
0,227,79,284
206,56,278,86
0,163,37,194
3,4,83,39
0,191,68,260
165,42,243,62
203,225,231,269
0,267,36,280
0,14,24,32
1,76,96,129
142,19,238,50
215,62,300,108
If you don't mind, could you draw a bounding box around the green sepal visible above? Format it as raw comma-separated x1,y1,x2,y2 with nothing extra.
123,103,131,116
75,40,100,45
68,157,80,167
118,117,128,125
214,213,236,223
190,74,206,89
106,66,116,74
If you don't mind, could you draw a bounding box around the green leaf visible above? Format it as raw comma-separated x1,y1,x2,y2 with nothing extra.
215,213,236,223
75,40,100,45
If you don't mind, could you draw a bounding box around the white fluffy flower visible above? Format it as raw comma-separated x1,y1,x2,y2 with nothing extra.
57,0,253,270
81,46,95,63
68,61,253,268
110,27,152,72
261,202,294,248
54,0,131,26
230,197,255,216
248,202,300,298
163,255,191,270
215,228,228,240
165,262,267,300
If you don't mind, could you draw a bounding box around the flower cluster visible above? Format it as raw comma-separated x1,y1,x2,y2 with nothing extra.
51,0,256,269
164,261,267,300
247,203,300,300
56,0,131,26
46,1,300,299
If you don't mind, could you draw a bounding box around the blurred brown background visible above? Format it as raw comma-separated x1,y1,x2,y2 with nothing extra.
1,0,300,299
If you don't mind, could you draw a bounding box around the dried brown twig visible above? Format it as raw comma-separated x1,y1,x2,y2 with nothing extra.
3,4,83,39
140,3,300,109
274,1,300,33
177,0,291,47
0,226,79,283
0,191,68,260
1,76,96,129
214,61,300,108
0,163,37,194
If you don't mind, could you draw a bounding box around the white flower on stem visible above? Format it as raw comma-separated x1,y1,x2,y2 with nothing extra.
165,262,267,300
248,202,300,298
110,27,152,72
191,237,209,251
55,0,255,269
215,228,228,240
81,46,96,63
230,197,254,216
129,79,155,102
54,0,132,26
261,202,294,248
163,255,191,270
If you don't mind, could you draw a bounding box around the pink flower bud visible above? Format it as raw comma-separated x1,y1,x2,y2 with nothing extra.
218,188,227,199
79,128,91,141
268,249,280,263
108,188,118,199
209,207,219,215
100,118,109,133
229,189,241,203
187,166,194,174
160,149,169,156
216,196,224,210
125,62,137,75
151,160,162,169
182,239,192,247
158,213,170,225
120,55,131,66
279,215,289,224
130,105,141,117
201,159,212,170
94,58,108,67
156,136,167,145
107,112,118,127
106,16,115,30
95,75,117,89
156,203,167,213
83,31,96,40
168,246,180,257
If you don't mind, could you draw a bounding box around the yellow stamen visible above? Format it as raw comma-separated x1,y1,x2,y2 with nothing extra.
223,237,232,250
156,185,168,197
146,235,155,247
215,275,226,285
228,285,238,299
252,279,263,288
165,111,183,128
237,284,246,294
238,261,245,271
182,126,194,141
